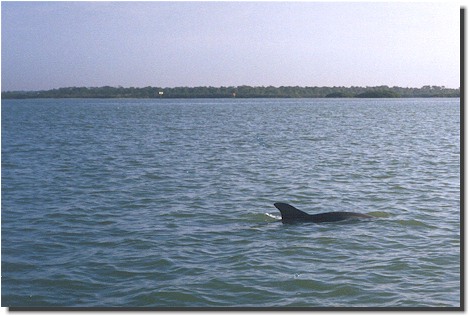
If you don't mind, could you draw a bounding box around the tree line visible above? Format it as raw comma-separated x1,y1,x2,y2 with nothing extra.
1,85,459,99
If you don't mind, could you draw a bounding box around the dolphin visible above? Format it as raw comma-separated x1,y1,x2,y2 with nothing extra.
274,202,373,224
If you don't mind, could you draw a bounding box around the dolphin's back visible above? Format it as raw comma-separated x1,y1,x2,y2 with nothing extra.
310,211,372,223
274,202,372,224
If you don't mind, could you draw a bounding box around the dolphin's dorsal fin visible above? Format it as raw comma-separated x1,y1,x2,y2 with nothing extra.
274,202,312,223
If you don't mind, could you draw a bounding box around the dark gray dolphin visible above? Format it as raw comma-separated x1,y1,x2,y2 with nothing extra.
274,202,373,224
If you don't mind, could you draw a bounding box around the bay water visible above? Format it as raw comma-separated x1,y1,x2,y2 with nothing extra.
1,98,460,308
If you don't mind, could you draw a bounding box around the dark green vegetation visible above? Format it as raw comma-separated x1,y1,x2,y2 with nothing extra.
2,85,459,99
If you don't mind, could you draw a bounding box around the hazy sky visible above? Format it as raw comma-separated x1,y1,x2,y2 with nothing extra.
2,1,460,91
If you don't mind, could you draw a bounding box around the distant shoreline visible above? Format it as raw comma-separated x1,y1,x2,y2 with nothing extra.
1,85,459,99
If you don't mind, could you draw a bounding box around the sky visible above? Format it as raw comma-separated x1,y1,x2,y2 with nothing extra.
1,1,461,91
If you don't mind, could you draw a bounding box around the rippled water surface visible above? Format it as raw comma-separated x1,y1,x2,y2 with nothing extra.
2,98,460,308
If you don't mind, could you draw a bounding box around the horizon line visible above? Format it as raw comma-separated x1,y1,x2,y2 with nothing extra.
2,84,460,93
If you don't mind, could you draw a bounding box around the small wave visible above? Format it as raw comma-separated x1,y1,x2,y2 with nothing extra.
300,136,329,142
367,211,392,218
395,219,430,227
265,213,281,220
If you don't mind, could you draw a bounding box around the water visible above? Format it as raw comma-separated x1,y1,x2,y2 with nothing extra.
2,98,460,308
